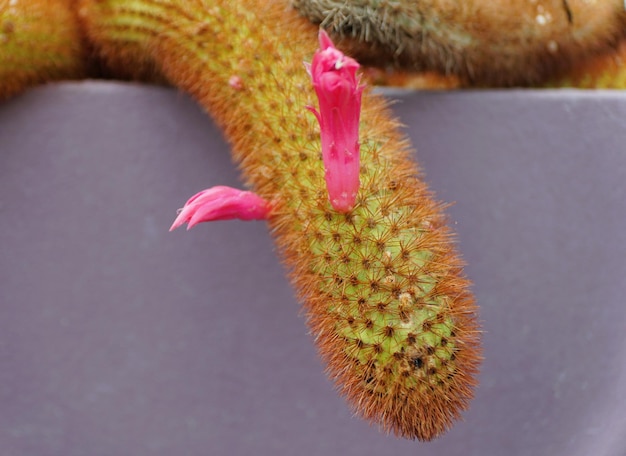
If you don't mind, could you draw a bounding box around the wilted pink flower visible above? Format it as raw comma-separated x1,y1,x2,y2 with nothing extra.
169,186,270,231
306,29,365,213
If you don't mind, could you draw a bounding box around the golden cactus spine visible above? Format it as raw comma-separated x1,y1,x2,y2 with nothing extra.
77,0,481,440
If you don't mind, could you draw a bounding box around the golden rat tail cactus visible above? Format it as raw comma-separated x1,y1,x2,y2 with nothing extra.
292,0,626,86
76,0,481,439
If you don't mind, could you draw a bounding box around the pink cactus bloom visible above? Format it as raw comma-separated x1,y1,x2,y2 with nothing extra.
306,29,365,213
169,186,270,231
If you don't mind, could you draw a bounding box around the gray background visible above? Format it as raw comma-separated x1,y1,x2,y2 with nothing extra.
0,82,624,455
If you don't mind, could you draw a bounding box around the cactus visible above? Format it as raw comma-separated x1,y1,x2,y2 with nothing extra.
74,0,480,440
291,0,626,86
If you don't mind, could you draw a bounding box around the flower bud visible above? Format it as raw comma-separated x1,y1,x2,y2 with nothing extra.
306,30,364,213
170,186,269,231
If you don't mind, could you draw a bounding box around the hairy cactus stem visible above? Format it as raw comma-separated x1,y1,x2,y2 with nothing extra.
78,0,481,440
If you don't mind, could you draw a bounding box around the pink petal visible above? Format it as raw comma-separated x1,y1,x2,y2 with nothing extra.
318,29,334,50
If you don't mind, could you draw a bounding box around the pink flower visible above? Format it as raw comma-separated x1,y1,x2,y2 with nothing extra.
306,29,365,213
169,186,270,231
